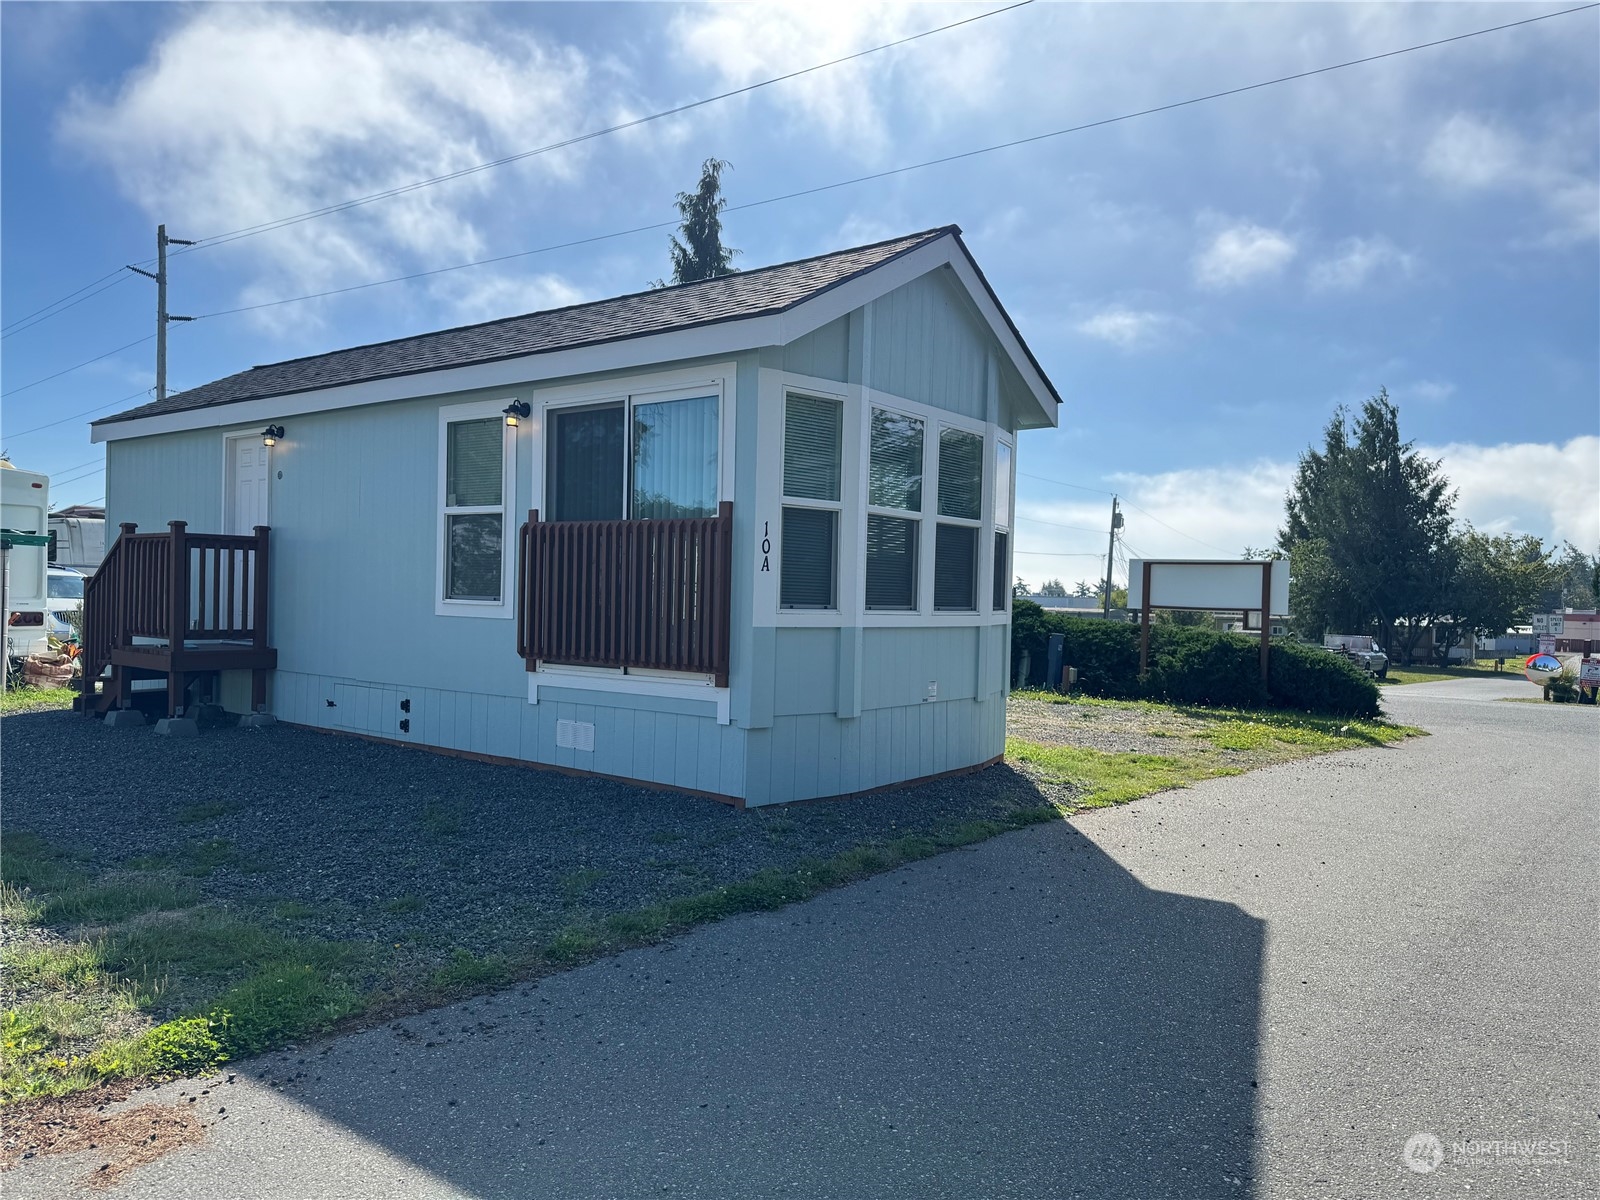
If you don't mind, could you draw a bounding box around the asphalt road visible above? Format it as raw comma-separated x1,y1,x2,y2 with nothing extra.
11,678,1596,1199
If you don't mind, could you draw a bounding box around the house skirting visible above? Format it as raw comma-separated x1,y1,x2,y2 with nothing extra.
265,670,1006,807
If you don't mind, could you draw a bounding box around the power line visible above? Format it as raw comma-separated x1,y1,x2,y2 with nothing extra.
1,335,156,400
1,273,134,341
168,0,1593,264
1,267,129,337
50,464,106,489
1121,500,1236,555
2,388,155,440
1018,472,1115,497
14,3,1594,387
18,2,1035,320
1014,513,1110,536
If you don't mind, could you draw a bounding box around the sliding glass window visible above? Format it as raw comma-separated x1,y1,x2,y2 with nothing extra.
545,393,718,521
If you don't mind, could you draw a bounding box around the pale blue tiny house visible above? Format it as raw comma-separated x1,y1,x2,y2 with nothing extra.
88,227,1061,806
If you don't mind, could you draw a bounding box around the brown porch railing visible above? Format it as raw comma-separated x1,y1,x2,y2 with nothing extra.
82,520,272,711
517,502,733,687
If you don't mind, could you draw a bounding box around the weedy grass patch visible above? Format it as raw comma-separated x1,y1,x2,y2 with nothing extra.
0,686,78,716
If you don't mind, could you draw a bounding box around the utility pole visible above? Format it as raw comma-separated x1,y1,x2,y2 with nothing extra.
127,224,195,401
1102,495,1122,617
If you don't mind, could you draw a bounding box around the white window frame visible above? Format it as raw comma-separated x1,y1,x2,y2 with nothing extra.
436,398,517,618
778,389,846,612
864,403,925,613
992,433,1015,614
932,423,985,613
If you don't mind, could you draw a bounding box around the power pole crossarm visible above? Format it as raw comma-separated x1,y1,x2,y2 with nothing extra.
125,224,194,402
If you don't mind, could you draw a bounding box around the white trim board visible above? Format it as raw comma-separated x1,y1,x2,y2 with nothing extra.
92,235,1060,445
528,670,731,725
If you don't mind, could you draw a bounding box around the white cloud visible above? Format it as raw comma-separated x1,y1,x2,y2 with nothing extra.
1421,113,1599,245
1193,222,1297,290
1403,380,1456,405
1422,114,1522,190
1308,236,1416,293
1073,306,1173,350
1429,436,1600,549
57,7,620,330
1012,438,1599,584
425,271,588,326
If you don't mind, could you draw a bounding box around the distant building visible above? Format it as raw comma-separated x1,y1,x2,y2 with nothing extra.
1023,595,1129,620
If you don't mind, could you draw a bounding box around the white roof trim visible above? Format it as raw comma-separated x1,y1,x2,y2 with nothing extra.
93,233,1059,443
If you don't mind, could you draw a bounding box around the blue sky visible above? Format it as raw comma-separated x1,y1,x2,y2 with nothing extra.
3,1,1595,586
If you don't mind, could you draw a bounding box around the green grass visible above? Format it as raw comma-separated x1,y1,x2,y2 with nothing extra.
382,894,424,914
430,949,513,992
1005,741,1239,806
273,900,319,920
1378,660,1508,686
0,837,369,1104
0,685,77,715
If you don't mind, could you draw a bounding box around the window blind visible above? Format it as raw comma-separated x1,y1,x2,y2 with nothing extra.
865,514,918,610
869,409,923,511
632,394,717,519
783,395,842,501
446,418,503,508
780,507,836,609
934,523,978,611
937,428,984,520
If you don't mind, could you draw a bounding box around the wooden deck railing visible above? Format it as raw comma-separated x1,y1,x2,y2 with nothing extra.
83,520,272,694
517,503,733,687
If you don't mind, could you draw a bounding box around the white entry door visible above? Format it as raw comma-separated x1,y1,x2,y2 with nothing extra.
226,437,270,535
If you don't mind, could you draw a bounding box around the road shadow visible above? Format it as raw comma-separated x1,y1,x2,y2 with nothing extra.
237,786,1264,1200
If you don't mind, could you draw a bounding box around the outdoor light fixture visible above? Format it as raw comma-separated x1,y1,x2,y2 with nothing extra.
261,425,284,447
502,401,531,428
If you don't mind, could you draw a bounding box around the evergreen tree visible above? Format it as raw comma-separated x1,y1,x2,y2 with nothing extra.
1278,389,1457,660
664,158,739,285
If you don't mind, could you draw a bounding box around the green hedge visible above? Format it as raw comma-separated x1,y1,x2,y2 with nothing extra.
1010,601,1380,718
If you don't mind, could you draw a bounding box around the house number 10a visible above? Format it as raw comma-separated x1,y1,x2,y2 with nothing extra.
760,520,771,573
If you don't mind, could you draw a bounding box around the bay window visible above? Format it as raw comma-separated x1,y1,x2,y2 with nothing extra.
780,393,842,609
934,427,983,612
866,407,923,611
993,439,1013,611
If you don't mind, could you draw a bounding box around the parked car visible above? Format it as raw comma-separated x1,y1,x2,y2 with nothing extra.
1323,634,1389,679
46,565,85,644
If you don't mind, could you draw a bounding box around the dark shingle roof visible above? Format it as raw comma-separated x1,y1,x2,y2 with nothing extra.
96,227,959,426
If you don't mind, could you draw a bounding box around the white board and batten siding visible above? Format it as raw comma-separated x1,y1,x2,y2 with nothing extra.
100,256,1053,806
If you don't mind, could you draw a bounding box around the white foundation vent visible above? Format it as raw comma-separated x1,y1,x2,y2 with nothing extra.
555,719,595,752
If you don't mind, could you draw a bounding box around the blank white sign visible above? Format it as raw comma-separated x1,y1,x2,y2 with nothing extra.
1127,559,1290,615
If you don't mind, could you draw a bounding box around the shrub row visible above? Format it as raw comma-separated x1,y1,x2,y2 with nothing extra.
1011,601,1381,718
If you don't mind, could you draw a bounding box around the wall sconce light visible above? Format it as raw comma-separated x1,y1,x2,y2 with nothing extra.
502,401,530,428
261,425,285,447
